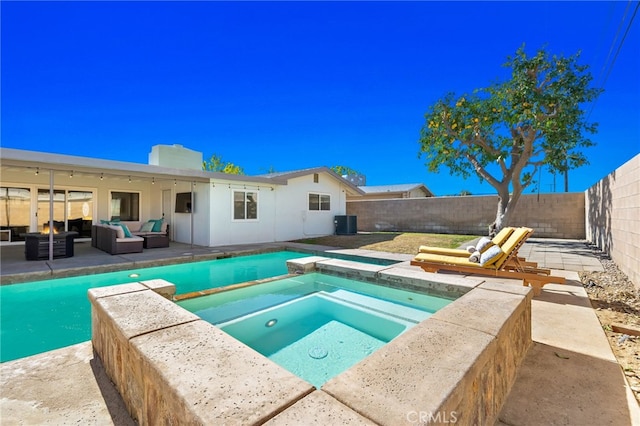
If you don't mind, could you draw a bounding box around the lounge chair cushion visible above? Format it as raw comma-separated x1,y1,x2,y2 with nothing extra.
475,237,495,253
480,245,504,266
413,252,481,267
493,227,515,246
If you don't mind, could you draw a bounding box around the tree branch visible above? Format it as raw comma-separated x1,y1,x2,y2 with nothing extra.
472,133,501,157
464,151,501,188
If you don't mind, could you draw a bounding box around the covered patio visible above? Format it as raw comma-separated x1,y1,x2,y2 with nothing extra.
0,147,217,256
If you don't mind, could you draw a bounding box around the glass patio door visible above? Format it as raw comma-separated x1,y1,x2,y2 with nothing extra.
67,190,93,237
0,187,31,242
37,189,65,233
36,189,94,237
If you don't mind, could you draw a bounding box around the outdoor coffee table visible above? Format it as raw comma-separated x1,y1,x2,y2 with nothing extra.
142,235,169,249
23,231,78,260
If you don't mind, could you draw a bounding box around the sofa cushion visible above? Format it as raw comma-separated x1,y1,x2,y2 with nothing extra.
119,221,141,232
116,236,144,243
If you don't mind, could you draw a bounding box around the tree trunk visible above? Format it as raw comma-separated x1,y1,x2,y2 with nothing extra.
489,185,510,235
491,184,525,236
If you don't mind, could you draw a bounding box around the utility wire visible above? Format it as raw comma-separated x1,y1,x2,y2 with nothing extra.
588,1,639,120
601,1,639,90
596,1,632,89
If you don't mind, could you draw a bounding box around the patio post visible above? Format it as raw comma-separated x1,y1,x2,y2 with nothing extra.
48,169,54,261
190,181,194,249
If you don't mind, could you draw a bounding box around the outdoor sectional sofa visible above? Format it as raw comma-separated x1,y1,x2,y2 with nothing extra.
91,220,169,255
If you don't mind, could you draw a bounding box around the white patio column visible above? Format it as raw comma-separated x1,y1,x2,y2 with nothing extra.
48,169,54,261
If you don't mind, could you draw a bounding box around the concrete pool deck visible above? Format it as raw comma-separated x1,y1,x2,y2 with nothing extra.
1,239,639,424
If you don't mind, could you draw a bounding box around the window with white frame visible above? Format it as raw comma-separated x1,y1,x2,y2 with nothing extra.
233,190,258,220
110,191,140,221
308,193,330,211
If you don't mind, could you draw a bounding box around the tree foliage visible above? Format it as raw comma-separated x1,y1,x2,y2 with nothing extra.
418,45,602,230
202,154,244,175
331,165,361,177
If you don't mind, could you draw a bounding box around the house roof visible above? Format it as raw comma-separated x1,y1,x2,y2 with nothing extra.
359,183,434,197
258,167,364,195
0,148,364,194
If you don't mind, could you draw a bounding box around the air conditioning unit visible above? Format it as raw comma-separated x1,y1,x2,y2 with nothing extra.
334,215,357,235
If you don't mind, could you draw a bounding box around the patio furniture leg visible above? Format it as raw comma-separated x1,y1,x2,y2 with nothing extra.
526,280,544,296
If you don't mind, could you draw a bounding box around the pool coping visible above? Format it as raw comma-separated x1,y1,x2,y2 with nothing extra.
88,257,532,424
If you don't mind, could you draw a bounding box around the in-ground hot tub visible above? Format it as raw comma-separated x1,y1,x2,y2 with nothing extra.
88,256,532,424
179,272,451,388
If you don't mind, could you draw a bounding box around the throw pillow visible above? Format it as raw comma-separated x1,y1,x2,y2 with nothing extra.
140,221,155,232
480,245,504,267
100,219,111,225
108,224,125,239
149,219,164,232
475,237,495,253
113,223,132,238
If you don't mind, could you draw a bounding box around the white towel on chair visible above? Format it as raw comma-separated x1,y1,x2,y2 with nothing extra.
468,250,481,263
466,245,476,253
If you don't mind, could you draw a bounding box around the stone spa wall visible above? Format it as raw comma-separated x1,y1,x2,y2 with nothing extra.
89,259,532,425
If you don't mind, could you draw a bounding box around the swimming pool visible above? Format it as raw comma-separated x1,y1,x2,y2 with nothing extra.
0,251,312,363
180,273,453,387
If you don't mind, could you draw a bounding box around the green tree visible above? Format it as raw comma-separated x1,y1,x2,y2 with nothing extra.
331,165,361,177
418,46,601,231
202,154,244,175
331,165,365,185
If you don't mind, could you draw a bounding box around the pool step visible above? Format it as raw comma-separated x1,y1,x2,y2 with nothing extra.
320,290,432,324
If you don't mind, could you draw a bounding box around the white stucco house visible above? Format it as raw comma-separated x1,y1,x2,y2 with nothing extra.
0,144,364,247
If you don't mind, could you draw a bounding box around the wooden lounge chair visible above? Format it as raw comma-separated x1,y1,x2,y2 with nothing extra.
410,227,565,295
418,226,516,257
419,226,543,271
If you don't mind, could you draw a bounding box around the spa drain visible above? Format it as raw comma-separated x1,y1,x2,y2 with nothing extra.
308,347,328,359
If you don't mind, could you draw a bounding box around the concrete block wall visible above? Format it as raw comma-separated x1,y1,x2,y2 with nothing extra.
586,154,639,288
347,193,585,238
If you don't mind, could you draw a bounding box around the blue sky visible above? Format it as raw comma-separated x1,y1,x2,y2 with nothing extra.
2,1,638,196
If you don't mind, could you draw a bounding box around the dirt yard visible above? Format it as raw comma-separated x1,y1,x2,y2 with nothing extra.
580,253,640,403
294,232,640,402
294,232,478,255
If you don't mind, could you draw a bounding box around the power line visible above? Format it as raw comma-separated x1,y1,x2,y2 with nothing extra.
601,1,640,90
589,1,639,120
596,1,633,88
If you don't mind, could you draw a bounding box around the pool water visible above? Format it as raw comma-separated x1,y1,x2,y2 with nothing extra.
180,273,453,388
0,251,310,363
